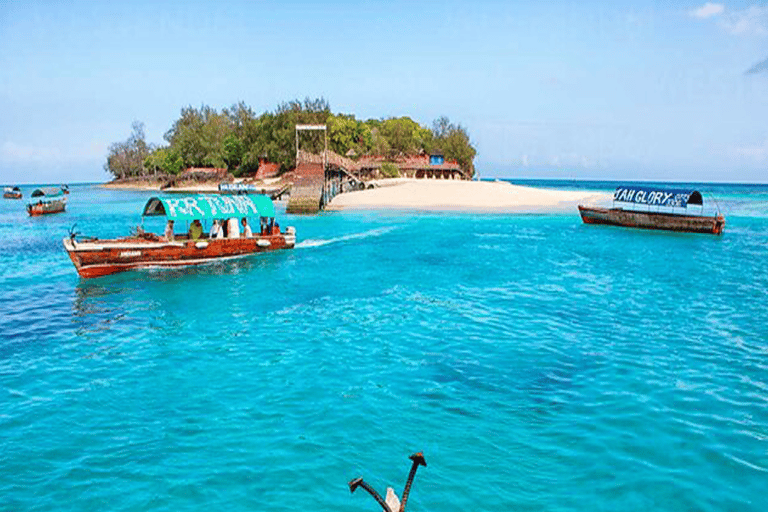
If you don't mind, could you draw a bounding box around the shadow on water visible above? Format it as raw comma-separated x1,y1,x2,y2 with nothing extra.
71,249,294,324
417,350,589,422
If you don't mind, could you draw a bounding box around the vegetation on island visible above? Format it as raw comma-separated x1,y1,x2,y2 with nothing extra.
105,98,477,180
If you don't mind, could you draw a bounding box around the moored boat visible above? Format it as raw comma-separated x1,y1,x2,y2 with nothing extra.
578,186,724,235
27,188,66,216
61,184,70,194
3,186,22,199
219,182,262,194
63,194,296,278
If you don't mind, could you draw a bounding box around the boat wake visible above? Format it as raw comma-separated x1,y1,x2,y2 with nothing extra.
296,226,395,249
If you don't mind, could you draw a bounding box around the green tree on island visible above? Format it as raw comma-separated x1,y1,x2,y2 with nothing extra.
430,116,477,175
105,99,477,179
105,121,151,179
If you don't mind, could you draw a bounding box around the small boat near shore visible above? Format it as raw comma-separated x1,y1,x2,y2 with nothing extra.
578,186,725,235
3,186,22,199
218,182,292,199
218,182,263,194
63,194,296,278
27,188,66,216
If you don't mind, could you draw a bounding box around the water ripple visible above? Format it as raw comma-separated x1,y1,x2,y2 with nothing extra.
1,186,768,511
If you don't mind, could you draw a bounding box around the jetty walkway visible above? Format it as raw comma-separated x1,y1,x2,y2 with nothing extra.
286,150,366,214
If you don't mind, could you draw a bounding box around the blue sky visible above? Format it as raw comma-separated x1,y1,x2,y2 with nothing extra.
1,0,767,183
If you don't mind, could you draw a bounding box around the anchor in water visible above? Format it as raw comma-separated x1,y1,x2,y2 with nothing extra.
348,452,427,512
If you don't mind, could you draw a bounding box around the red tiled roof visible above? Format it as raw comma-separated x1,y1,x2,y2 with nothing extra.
295,150,466,177
356,154,462,172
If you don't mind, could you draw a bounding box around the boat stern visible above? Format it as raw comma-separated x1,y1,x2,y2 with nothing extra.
713,214,726,235
284,226,297,248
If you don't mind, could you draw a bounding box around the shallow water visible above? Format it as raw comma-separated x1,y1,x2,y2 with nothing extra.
1,182,767,511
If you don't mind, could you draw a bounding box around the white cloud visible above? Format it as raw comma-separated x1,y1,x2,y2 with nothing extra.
689,2,725,19
691,3,768,36
724,5,768,36
1,141,59,163
734,138,768,161
0,140,104,164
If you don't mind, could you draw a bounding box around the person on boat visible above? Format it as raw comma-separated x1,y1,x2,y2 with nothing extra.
273,221,280,235
164,220,175,241
189,219,203,240
210,220,222,239
241,217,253,238
227,217,240,238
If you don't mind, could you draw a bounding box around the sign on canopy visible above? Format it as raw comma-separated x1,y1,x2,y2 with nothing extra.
142,195,276,221
613,187,702,208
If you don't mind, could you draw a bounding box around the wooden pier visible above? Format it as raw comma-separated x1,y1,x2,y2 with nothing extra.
286,124,366,214
286,162,324,213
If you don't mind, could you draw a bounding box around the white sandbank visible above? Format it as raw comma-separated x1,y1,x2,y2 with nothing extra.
327,179,611,213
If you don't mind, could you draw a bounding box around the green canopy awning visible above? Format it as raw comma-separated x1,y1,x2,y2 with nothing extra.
142,195,276,221
31,188,64,199
252,194,275,218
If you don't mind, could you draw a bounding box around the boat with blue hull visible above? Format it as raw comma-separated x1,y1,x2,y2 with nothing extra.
578,186,725,235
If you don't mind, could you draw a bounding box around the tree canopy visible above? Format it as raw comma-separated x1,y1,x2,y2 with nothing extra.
105,99,477,179
104,121,151,179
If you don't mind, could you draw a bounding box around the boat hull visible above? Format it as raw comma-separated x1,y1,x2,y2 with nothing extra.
28,201,66,216
4,192,22,199
63,233,296,278
578,206,725,235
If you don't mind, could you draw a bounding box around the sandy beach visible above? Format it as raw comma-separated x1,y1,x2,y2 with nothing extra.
327,179,611,213
100,180,169,192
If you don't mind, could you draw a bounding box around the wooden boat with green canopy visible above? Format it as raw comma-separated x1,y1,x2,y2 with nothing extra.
63,194,296,278
4,186,22,199
27,188,66,216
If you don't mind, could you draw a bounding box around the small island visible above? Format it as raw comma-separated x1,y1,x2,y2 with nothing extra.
103,98,608,212
103,98,476,193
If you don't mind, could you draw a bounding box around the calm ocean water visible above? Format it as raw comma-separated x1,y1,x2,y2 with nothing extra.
1,181,767,511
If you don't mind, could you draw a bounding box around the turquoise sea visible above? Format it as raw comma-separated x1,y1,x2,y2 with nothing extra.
1,181,767,511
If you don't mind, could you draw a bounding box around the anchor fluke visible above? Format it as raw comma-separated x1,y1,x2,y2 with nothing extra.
348,452,427,512
348,477,392,512
408,452,427,468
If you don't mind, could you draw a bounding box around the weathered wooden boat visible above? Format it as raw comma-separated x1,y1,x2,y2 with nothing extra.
219,182,291,200
219,182,263,194
27,188,66,216
578,186,725,235
3,186,22,199
63,194,296,278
